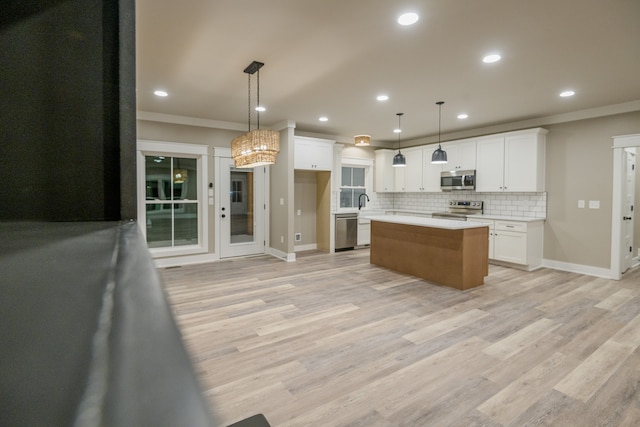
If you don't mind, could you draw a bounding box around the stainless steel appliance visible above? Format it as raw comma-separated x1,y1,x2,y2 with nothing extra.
335,213,358,250
432,200,483,221
441,169,476,191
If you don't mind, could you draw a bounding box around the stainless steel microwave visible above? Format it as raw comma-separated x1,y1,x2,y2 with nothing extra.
441,170,476,191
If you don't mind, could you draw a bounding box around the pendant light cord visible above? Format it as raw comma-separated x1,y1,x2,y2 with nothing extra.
437,101,444,149
256,68,260,130
397,112,403,152
247,72,251,132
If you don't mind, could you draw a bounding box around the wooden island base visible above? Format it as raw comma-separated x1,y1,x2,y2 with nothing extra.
370,220,489,290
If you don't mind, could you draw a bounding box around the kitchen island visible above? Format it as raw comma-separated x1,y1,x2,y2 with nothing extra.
369,215,489,290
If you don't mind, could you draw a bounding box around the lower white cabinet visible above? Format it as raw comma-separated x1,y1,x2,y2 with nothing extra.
467,218,544,270
357,217,371,245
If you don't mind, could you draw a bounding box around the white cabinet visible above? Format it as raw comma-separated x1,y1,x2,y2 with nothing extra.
441,140,477,171
375,150,395,192
475,137,505,191
357,217,371,245
467,218,494,257
294,137,334,170
375,150,405,192
396,146,442,192
494,222,528,265
476,128,547,192
403,147,423,192
468,218,544,270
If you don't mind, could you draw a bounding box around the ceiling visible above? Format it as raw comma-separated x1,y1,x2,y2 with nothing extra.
136,0,640,145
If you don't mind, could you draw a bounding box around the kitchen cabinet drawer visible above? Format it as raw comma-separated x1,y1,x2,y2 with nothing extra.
495,221,527,233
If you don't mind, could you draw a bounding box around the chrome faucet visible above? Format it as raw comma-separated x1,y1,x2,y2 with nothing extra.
358,193,370,210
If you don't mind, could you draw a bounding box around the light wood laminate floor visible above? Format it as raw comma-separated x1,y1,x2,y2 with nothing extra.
161,249,640,426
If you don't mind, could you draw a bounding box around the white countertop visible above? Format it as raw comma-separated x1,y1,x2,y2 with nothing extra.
368,215,490,230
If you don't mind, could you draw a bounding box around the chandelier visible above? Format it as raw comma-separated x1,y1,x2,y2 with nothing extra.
231,61,280,168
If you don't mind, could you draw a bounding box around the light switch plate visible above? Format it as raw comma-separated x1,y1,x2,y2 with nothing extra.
589,200,600,209
578,200,585,208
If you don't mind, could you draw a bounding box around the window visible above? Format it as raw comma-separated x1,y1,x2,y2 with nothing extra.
137,140,209,257
340,166,367,208
144,156,199,248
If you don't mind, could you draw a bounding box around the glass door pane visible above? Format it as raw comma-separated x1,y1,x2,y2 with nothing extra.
230,169,254,244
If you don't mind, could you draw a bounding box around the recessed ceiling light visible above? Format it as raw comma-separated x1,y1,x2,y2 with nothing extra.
393,128,402,134
398,12,419,26
482,54,501,64
255,106,266,112
319,116,328,122
377,95,389,101
559,90,575,98
154,90,168,97
457,113,469,119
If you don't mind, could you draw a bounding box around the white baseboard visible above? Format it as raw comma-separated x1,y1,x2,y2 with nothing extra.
294,243,318,252
269,247,296,262
541,259,616,279
153,253,218,268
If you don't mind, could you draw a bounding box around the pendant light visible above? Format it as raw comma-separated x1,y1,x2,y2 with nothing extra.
392,113,406,167
431,101,448,164
231,61,280,168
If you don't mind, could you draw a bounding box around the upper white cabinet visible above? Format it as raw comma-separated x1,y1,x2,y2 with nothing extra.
294,136,334,170
375,149,406,192
440,140,477,171
476,128,547,192
403,147,423,192
375,150,396,192
403,146,442,192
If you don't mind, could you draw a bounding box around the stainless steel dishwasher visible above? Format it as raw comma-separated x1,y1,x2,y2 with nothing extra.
335,213,358,250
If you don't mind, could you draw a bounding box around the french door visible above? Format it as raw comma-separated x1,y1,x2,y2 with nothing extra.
621,148,636,273
218,157,266,258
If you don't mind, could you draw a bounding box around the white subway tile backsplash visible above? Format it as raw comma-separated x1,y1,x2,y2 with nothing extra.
373,191,547,218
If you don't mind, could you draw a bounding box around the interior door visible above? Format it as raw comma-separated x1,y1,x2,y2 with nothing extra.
621,148,636,272
219,158,265,258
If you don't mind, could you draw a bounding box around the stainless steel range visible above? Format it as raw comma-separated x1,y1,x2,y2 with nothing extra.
432,200,484,221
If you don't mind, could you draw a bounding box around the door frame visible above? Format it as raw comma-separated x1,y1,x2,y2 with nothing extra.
213,147,270,258
610,133,640,279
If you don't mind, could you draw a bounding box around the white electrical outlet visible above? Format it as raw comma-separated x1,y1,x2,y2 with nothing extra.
280,198,284,205
280,235,284,243
297,209,301,216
